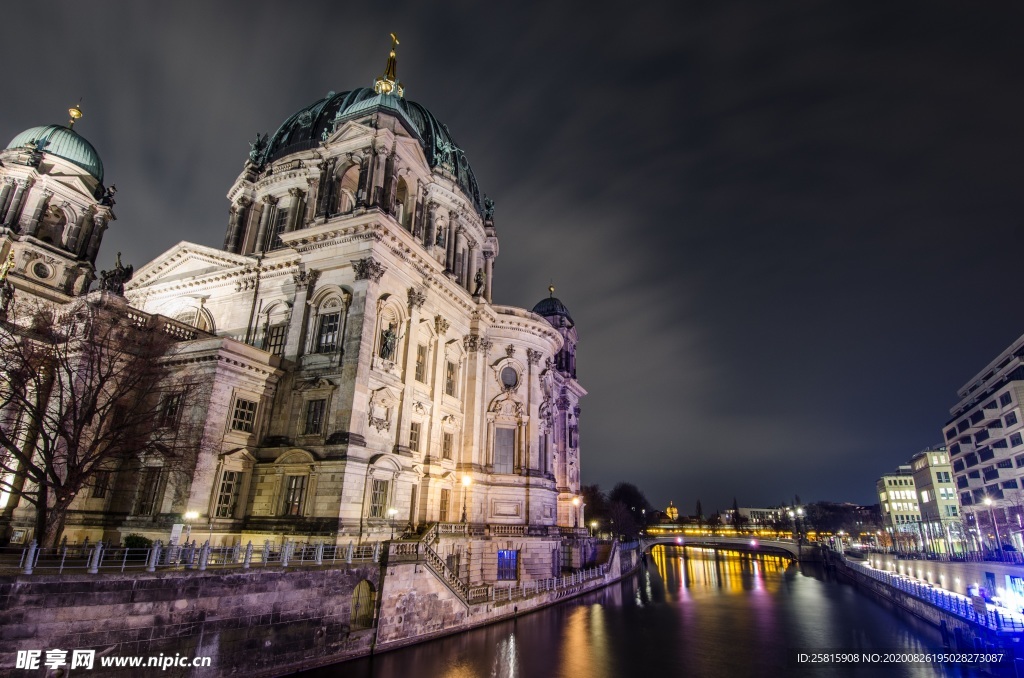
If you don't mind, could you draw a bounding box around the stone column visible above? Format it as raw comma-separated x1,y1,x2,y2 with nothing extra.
286,188,305,233
2,179,33,229
252,195,277,254
483,252,494,303
445,221,457,272
85,213,108,263
0,179,14,222
224,204,243,252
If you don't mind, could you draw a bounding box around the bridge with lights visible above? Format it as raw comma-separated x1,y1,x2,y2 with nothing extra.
639,535,820,560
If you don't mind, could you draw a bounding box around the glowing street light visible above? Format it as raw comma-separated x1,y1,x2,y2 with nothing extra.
387,507,398,539
572,496,580,528
590,520,597,537
183,511,199,544
461,475,472,523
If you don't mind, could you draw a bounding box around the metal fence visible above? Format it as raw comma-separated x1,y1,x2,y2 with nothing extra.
2,539,383,575
851,559,1024,633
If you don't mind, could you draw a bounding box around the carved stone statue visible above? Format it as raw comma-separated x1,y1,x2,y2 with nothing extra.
0,252,15,282
248,132,268,164
99,184,117,207
435,228,445,248
0,280,13,319
379,322,398,361
98,251,133,296
473,268,486,297
483,196,495,221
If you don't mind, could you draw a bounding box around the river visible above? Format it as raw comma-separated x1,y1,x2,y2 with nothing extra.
303,546,1004,677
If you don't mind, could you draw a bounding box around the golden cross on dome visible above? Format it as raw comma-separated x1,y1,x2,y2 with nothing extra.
374,33,404,98
67,101,83,129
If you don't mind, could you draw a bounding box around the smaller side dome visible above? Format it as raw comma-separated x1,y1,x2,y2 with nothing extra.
5,124,104,183
532,289,574,328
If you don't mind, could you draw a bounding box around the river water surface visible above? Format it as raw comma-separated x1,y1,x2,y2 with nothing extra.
304,546,1007,677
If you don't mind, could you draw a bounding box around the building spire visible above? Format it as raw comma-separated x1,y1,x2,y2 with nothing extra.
548,284,556,298
374,33,404,98
67,101,83,129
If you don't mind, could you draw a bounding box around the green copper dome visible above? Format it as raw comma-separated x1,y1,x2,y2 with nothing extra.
5,124,104,183
257,88,483,214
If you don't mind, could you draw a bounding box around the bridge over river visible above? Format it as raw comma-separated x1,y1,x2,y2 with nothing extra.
640,535,821,561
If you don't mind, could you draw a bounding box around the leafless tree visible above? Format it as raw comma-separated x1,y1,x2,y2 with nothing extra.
0,300,181,547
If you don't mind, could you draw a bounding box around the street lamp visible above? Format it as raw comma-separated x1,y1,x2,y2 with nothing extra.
572,496,580,528
461,475,472,524
387,507,398,539
984,497,1003,558
788,510,796,540
183,511,199,545
590,520,597,537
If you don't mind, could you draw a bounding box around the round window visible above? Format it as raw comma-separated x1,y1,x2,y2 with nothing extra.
500,366,518,389
33,262,49,279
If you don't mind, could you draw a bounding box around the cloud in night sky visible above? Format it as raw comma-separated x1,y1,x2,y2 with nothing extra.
3,1,1023,513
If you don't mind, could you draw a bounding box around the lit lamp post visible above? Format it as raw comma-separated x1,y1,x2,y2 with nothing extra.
572,496,580,528
788,510,796,541
387,507,398,539
984,497,1003,558
461,475,472,524
590,521,597,537
184,511,199,545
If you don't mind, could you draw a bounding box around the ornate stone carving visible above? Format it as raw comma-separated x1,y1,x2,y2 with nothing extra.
464,334,486,353
407,286,426,310
573,406,581,418
98,252,133,296
292,268,320,289
480,337,492,353
434,314,449,335
556,396,571,410
526,348,542,365
505,344,516,358
353,257,385,282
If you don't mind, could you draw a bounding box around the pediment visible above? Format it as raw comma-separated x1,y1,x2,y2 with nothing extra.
326,120,373,146
127,242,254,290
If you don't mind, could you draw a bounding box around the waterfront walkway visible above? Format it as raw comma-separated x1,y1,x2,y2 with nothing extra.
845,555,1024,633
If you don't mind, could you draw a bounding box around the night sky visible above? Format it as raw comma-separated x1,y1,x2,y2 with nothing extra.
3,2,1022,514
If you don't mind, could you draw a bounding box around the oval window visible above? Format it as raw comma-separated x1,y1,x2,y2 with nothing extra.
500,366,518,389
33,262,50,279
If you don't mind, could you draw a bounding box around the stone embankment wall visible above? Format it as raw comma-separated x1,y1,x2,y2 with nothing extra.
832,554,1016,652
374,541,638,651
860,553,1024,597
0,565,379,677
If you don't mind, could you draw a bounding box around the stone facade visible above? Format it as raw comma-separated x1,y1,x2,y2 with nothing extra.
0,49,588,565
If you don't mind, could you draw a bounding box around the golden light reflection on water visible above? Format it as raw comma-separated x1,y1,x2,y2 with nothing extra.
555,604,611,678
651,545,789,597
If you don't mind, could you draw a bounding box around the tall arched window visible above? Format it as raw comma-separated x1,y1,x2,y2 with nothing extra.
313,295,345,354
334,165,360,215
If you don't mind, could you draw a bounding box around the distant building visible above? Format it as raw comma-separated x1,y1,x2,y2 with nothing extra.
722,507,780,527
665,501,678,521
909,447,964,553
876,465,920,549
944,332,1024,550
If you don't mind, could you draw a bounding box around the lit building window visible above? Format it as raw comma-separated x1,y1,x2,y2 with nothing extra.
497,549,518,580
316,312,340,353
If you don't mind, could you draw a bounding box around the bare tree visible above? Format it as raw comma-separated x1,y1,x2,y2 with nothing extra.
0,300,179,547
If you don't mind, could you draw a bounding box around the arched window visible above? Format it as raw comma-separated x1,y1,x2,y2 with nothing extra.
351,580,376,630
309,291,349,355
335,165,360,215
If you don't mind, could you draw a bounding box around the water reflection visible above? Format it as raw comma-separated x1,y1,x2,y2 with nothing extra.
302,547,967,677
